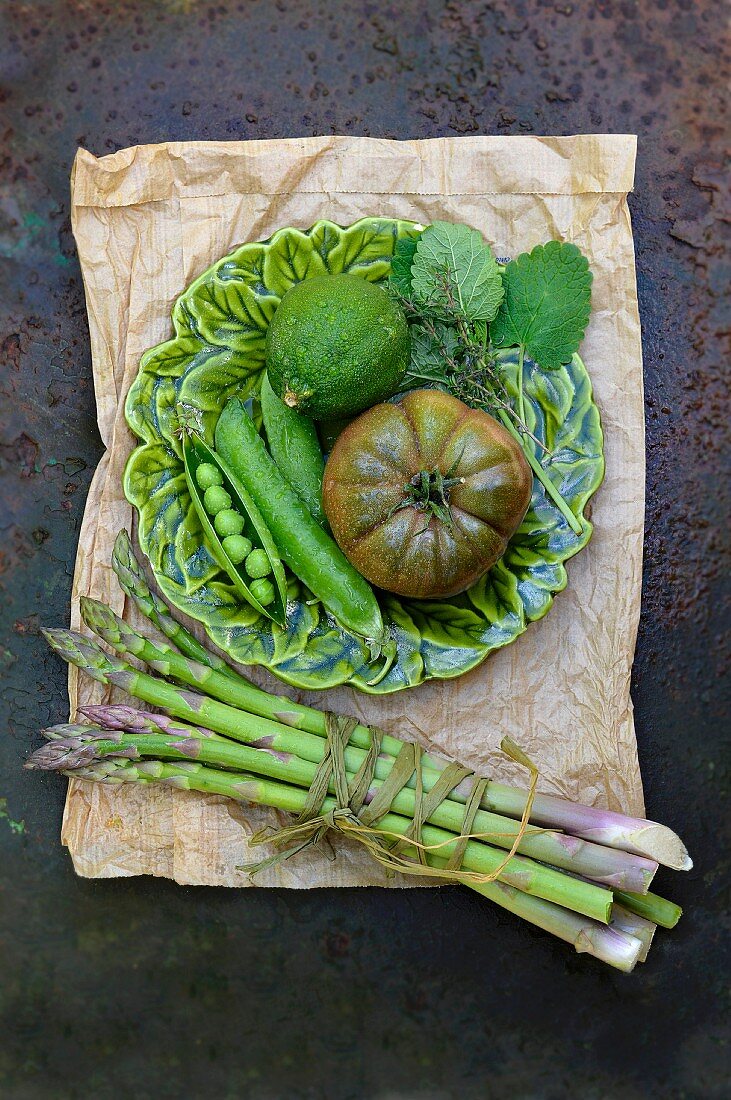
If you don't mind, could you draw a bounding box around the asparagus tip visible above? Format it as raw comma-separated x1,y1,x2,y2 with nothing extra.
41,723,97,741
80,704,143,730
27,738,119,771
42,628,114,681
112,529,134,562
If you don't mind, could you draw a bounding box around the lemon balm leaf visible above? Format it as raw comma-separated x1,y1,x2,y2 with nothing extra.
491,241,592,369
411,222,504,323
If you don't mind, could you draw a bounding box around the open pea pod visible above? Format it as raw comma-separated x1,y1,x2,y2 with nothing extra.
181,431,288,628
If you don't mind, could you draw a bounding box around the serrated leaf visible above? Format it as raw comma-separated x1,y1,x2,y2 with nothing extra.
176,349,264,446
216,243,268,287
389,234,420,296
490,241,592,369
140,335,205,377
411,222,504,322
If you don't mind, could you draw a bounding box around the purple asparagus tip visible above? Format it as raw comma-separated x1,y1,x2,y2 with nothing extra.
80,704,147,731
26,738,139,771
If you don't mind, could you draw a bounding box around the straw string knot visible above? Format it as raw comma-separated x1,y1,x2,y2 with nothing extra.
242,713,538,885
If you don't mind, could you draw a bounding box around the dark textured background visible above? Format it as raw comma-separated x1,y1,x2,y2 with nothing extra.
1,2,729,1097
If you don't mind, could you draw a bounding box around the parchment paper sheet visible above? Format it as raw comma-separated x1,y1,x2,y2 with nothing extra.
63,134,645,887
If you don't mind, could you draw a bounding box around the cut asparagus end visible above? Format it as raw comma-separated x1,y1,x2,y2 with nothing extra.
614,888,683,930
464,878,643,973
481,782,693,871
624,823,693,872
574,924,642,972
610,903,657,963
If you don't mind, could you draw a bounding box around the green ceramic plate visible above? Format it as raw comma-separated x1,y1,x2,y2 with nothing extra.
124,217,604,694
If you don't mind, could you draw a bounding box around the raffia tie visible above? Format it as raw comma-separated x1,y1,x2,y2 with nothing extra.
242,713,539,886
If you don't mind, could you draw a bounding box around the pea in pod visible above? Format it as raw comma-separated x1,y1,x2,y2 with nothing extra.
260,373,329,530
215,397,387,647
181,428,288,628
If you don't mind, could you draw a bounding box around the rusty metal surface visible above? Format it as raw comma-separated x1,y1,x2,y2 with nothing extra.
0,2,728,1097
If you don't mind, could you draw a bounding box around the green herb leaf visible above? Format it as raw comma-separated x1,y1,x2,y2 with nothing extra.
403,323,463,389
389,234,421,297
411,222,504,322
490,241,592,369
410,323,461,372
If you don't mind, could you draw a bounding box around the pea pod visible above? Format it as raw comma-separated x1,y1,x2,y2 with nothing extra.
181,429,288,628
215,397,386,645
260,374,329,530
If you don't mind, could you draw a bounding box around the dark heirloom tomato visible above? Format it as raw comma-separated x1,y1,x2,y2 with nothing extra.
322,389,532,599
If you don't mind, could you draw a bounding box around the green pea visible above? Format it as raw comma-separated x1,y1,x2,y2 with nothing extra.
249,577,275,607
221,534,253,564
245,548,272,579
203,485,232,515
214,509,245,538
196,462,223,491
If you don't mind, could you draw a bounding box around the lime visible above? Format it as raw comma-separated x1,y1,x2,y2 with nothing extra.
265,273,410,419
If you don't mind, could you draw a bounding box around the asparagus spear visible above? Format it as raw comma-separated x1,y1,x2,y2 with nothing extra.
55,755,643,972
476,885,644,972
80,581,693,872
82,706,227,742
43,631,658,893
32,714,657,893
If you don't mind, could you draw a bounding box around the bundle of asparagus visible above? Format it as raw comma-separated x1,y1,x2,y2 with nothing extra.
28,531,690,972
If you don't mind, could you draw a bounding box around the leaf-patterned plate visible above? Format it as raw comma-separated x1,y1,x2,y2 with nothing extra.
124,218,604,694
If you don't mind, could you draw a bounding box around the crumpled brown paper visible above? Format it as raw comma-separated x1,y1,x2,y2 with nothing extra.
63,134,645,887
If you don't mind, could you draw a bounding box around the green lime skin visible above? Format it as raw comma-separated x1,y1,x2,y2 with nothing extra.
265,273,410,420
203,485,232,516
195,462,223,490
245,548,273,579
214,509,245,538
221,534,253,564
249,577,276,606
